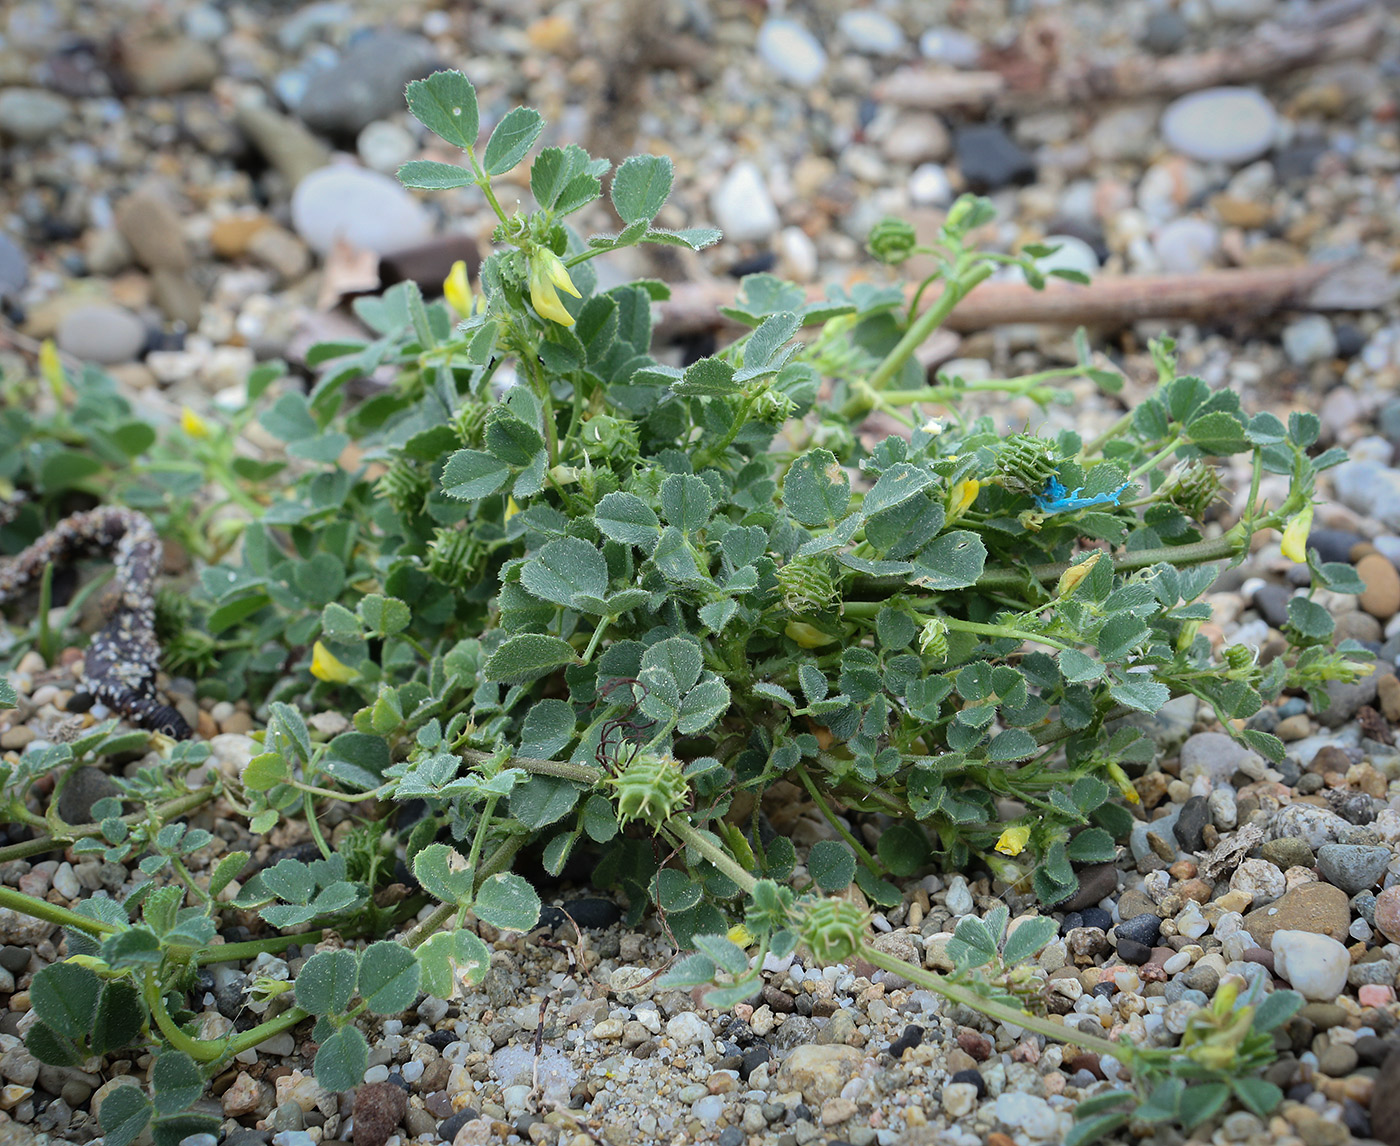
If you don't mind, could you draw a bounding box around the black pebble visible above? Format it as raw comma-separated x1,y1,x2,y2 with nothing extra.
1117,937,1153,965
1343,1099,1371,1138
950,1068,987,1098
537,897,621,931
1335,324,1366,359
1355,1035,1393,1067
954,125,1036,191
424,1029,459,1050
1250,583,1293,629
1059,911,1084,937
887,1025,924,1058
1092,982,1115,999
728,252,777,278
222,1131,270,1146
1305,529,1365,566
1079,907,1112,932
1115,912,1162,947
438,1109,478,1142
792,1103,812,1123
739,1045,771,1080
1174,795,1211,852
0,947,30,974
1141,10,1189,54
388,1072,410,1092
64,691,95,714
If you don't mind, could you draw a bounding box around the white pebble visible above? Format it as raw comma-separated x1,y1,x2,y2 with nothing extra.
666,1012,710,1047
1163,951,1191,975
51,863,80,901
838,10,906,55
710,161,780,244
945,874,974,916
755,18,826,87
1272,930,1350,1001
363,1065,389,1085
1175,901,1208,940
1161,87,1279,165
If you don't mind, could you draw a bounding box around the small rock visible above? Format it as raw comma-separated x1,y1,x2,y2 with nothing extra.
122,36,219,94
1230,858,1286,906
1060,863,1118,912
1115,913,1161,948
352,1082,407,1146
234,102,333,188
0,88,70,142
1379,675,1400,723
1152,216,1219,274
1141,10,1189,54
1174,796,1211,852
954,125,1035,191
1269,803,1353,848
756,19,827,87
1272,930,1350,1001
1161,87,1278,165
247,226,311,284
838,10,906,55
880,113,950,164
290,165,433,256
919,28,982,67
115,191,191,272
223,1072,265,1117
1373,886,1400,943
356,120,417,175
993,1092,1061,1140
55,765,120,823
941,1081,978,1118
1358,554,1400,620
1262,838,1315,871
1317,843,1392,894
775,1045,862,1104
710,161,780,245
1242,882,1350,947
909,163,953,206
1283,315,1338,367
297,31,440,137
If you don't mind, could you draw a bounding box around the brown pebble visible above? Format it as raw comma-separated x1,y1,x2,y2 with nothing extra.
1352,542,1380,562
1358,553,1400,620
1178,879,1213,904
1378,674,1400,724
1370,1047,1400,1145
352,1082,407,1146
1376,886,1400,944
986,1134,1015,1146
1065,1052,1105,1080
1243,947,1275,972
956,1029,991,1061
1168,860,1197,880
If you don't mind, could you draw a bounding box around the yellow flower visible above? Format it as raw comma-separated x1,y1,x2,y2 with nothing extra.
1280,505,1313,563
1106,760,1140,805
180,405,211,439
504,496,521,522
443,259,473,318
947,478,980,522
785,620,837,648
39,339,65,395
310,641,356,683
995,824,1031,857
727,923,754,949
528,249,580,326
1055,551,1102,599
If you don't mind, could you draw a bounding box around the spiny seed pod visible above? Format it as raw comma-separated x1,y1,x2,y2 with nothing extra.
1222,644,1256,671
1160,460,1224,521
777,555,837,616
451,400,489,446
867,218,917,265
426,528,480,588
995,434,1059,496
605,751,689,830
377,458,431,517
798,898,871,966
919,617,949,659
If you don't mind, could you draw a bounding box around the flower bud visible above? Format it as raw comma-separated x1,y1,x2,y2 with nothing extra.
1055,552,1102,599
180,406,211,439
866,217,918,264
1280,505,1314,563
947,478,981,523
995,824,1031,857
443,259,473,318
919,617,949,659
310,641,357,684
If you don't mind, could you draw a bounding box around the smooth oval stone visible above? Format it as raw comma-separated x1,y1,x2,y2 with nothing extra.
55,303,147,364
756,18,827,87
290,165,433,256
1161,87,1278,165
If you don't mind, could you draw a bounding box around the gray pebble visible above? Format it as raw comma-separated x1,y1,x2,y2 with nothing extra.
55,304,148,366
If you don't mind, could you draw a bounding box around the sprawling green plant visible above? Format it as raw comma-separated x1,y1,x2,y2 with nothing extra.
0,70,1362,1137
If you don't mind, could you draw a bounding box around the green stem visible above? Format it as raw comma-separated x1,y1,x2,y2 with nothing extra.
145,973,224,1061
857,945,1126,1059
0,787,217,865
459,748,600,785
0,883,120,935
794,766,880,874
665,818,758,895
196,931,322,966
1127,437,1183,482
840,261,995,421
303,790,333,861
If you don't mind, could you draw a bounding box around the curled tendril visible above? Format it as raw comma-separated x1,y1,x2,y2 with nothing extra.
595,677,656,773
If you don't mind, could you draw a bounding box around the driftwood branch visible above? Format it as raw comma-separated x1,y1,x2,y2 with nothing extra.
654,262,1396,342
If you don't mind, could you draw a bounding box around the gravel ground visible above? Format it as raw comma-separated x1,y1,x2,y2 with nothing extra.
4,1,1400,1145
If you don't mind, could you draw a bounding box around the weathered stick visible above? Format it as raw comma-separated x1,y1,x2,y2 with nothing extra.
654,262,1393,341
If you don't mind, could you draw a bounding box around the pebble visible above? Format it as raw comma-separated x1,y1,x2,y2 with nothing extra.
838,11,906,56
122,36,219,95
1272,930,1350,1001
755,19,827,87
54,304,147,365
1374,886,1400,943
115,191,192,272
1243,882,1351,947
993,1092,1061,1140
1358,553,1400,620
296,31,440,137
954,125,1036,191
0,88,70,142
1161,87,1279,165
1283,315,1339,367
1317,843,1392,894
909,163,953,206
919,28,982,67
1141,10,1190,54
1152,216,1220,274
290,165,433,256
711,161,780,244
356,120,417,175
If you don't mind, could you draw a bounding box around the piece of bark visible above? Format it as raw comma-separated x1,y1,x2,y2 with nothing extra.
872,68,1007,112
654,261,1395,341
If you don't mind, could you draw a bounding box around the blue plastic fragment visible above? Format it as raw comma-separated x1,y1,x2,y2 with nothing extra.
1033,474,1132,515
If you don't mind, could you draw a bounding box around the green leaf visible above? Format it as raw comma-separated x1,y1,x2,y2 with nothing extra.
987,728,1037,762
641,637,703,694
1232,1078,1283,1118
25,1024,81,1067
396,159,475,190
641,226,721,250
595,492,662,550
314,1024,369,1092
784,450,850,527
99,1085,153,1146
483,106,544,175
660,473,716,532
485,634,579,683
417,929,492,999
519,699,577,759
1066,827,1116,864
807,840,856,892
413,843,475,906
1187,411,1249,455
1064,1112,1130,1146
295,949,359,1016
1058,649,1103,682
1286,596,1334,641
910,531,987,590
151,1051,204,1115
678,675,731,734
442,449,511,500
1002,916,1057,966
653,868,703,913
261,858,316,904
1252,988,1303,1033
1179,1082,1229,1129
511,774,581,829
699,599,739,633
358,941,421,1014
30,963,99,1038
1109,678,1170,713
40,449,103,492
0,679,15,708
473,872,541,932
484,406,545,465
611,155,673,224
876,822,927,876
358,594,411,636
405,70,479,151
692,933,749,976
520,537,609,609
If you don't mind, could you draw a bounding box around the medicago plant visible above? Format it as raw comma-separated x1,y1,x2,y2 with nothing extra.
0,69,1363,1139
